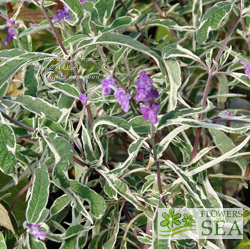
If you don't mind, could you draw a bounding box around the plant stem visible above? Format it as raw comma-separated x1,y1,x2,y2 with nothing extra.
241,17,250,55
1,110,90,168
8,175,34,215
232,164,250,198
1,111,34,132
151,0,163,16
73,156,90,168
190,15,241,161
13,27,25,53
39,1,84,93
117,0,147,45
150,124,163,195
83,168,93,185
34,0,94,124
151,0,177,38
122,211,144,249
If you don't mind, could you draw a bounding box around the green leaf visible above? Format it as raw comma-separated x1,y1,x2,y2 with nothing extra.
42,35,84,68
162,44,201,62
61,0,83,25
158,116,250,134
14,27,32,52
0,232,7,249
129,116,151,134
205,178,223,209
164,160,211,208
95,0,115,26
60,236,78,249
103,16,134,32
0,114,17,179
103,9,140,32
146,19,195,31
93,116,142,166
234,235,250,249
0,0,19,2
192,0,202,26
19,20,59,37
116,0,134,17
0,52,55,88
0,82,8,97
0,48,22,59
217,192,250,211
113,47,129,66
16,96,67,123
197,2,233,43
70,180,106,219
209,128,248,173
19,117,66,135
219,46,232,67
110,138,145,176
96,170,144,211
58,94,75,110
24,65,38,97
164,59,182,111
216,74,228,107
141,175,155,194
42,130,73,187
189,135,250,176
76,32,166,76
44,131,73,161
156,126,189,159
0,172,29,227
158,101,214,129
47,82,80,98
103,205,122,249
81,123,96,162
231,72,250,87
50,194,70,217
62,225,91,239
28,235,47,249
52,180,93,224
26,165,50,223
82,1,101,26
103,184,117,199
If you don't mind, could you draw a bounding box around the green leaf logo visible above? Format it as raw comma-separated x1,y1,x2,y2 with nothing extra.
160,209,181,229
182,214,196,227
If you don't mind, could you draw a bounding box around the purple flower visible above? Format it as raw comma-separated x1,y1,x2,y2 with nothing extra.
4,19,16,46
6,18,15,26
140,102,159,124
240,61,250,80
134,71,160,124
29,22,39,28
139,103,150,119
79,93,87,105
102,77,115,95
224,112,233,116
27,223,40,232
136,71,152,91
34,231,46,240
80,0,89,3
114,88,131,112
135,88,148,102
135,71,159,102
27,223,46,241
52,4,72,23
4,27,15,45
